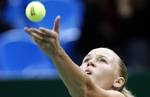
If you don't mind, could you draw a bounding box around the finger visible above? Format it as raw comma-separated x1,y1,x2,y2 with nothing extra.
25,27,52,37
24,27,32,34
24,27,45,40
33,37,43,45
32,37,48,49
24,27,37,36
53,16,60,33
30,31,44,41
33,33,51,43
30,28,52,37
24,27,50,43
39,27,56,37
33,38,49,50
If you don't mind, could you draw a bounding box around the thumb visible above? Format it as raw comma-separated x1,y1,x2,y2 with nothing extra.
53,16,60,33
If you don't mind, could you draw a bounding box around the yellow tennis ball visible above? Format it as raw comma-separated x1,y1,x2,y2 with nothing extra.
25,1,46,22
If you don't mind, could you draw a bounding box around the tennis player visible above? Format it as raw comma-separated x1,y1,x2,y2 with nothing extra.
24,16,134,97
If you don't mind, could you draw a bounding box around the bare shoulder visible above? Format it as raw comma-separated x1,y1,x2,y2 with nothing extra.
84,79,125,97
85,83,125,97
85,86,125,97
106,90,125,97
86,89,125,97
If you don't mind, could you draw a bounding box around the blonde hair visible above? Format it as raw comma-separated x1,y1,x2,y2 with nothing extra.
118,59,135,97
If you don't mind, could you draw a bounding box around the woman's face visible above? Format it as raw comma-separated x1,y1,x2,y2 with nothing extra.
80,48,120,90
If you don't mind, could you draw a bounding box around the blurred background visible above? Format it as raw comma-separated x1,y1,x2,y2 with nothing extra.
0,0,149,97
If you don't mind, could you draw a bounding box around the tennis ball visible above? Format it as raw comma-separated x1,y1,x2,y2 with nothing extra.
25,1,46,22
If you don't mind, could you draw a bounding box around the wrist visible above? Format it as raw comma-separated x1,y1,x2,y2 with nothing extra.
50,46,64,57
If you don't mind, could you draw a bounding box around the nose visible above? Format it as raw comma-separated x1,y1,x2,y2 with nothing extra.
87,60,95,67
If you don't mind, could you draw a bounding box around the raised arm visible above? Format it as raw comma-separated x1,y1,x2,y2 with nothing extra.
24,16,125,97
24,16,89,97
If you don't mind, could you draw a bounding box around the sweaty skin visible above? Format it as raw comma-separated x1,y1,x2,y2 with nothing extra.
24,16,125,97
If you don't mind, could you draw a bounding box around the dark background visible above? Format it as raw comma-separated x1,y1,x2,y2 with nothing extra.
0,0,149,97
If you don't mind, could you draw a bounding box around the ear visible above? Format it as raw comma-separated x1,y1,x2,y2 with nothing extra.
113,77,125,89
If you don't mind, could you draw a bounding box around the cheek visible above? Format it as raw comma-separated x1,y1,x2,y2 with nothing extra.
94,65,115,79
93,66,116,89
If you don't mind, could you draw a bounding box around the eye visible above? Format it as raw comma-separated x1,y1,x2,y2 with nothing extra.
98,58,107,63
83,58,90,63
101,59,107,63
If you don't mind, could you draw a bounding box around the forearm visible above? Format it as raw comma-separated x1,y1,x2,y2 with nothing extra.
48,47,88,95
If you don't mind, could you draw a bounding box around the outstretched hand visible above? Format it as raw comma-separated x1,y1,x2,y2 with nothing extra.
24,16,61,55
